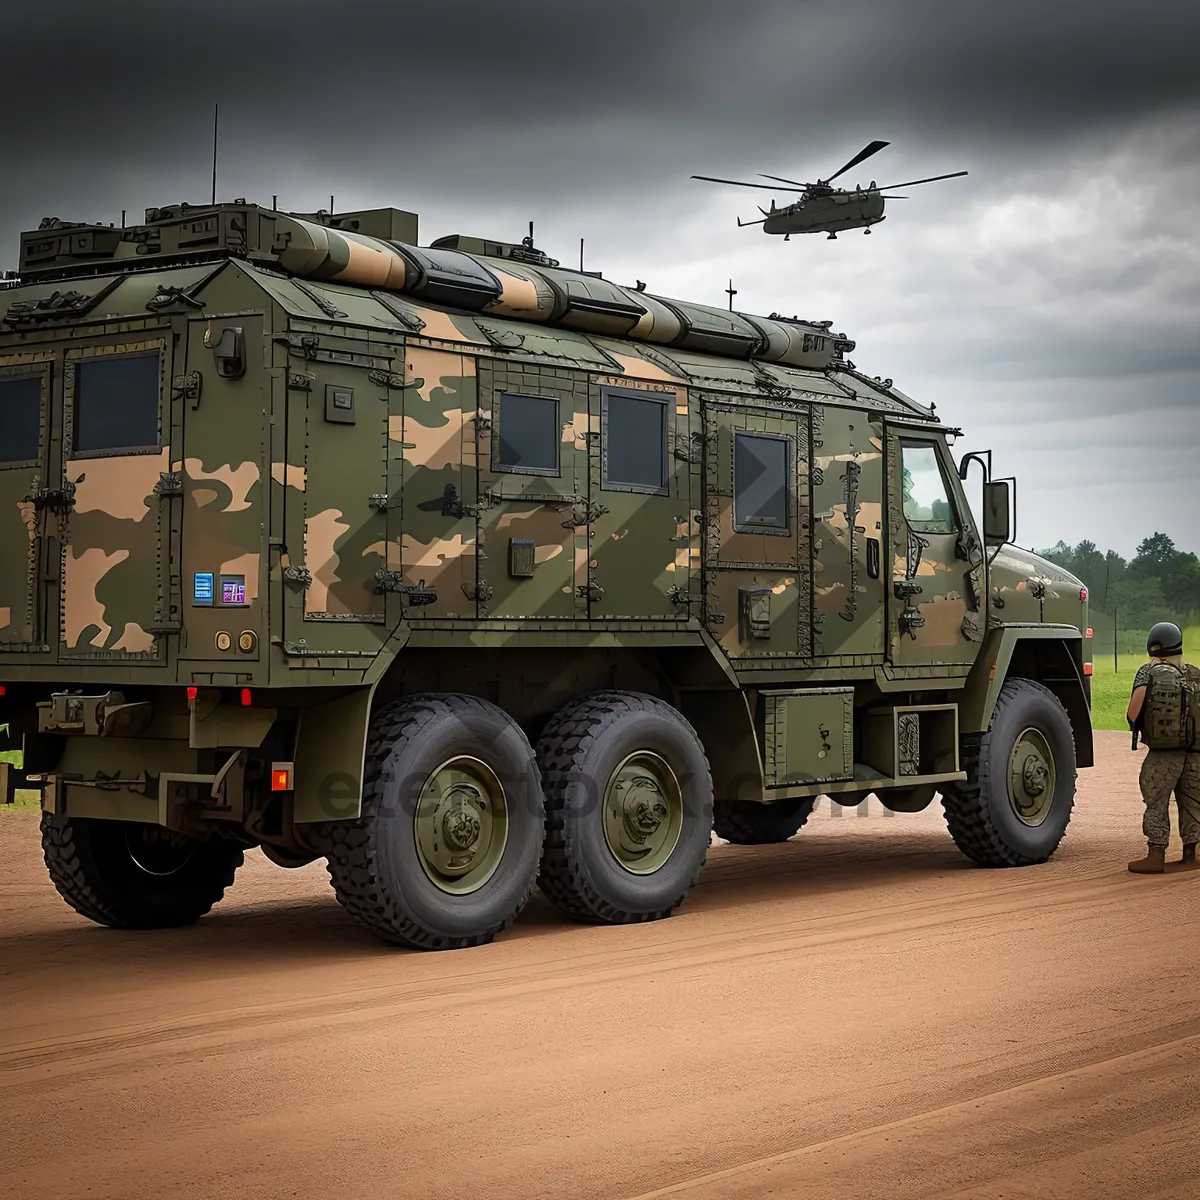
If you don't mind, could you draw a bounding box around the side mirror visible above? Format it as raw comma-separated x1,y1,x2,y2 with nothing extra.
982,480,1011,546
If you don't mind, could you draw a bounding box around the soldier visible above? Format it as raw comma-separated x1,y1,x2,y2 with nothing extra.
1127,622,1200,874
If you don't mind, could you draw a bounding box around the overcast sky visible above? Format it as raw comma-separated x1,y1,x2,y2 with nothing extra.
3,0,1197,556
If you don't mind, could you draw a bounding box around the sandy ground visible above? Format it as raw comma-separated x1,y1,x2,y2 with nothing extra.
1,729,1197,1200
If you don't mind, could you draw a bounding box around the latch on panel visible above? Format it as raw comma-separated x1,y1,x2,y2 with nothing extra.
739,586,772,640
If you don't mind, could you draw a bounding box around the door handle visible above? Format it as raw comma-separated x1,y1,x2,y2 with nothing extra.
866,537,880,580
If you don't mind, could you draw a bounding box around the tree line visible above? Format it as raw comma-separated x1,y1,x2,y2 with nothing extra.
1038,533,1200,634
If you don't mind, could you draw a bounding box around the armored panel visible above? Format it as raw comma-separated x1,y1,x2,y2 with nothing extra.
762,687,854,787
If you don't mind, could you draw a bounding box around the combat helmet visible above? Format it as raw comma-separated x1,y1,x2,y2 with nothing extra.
1147,622,1184,657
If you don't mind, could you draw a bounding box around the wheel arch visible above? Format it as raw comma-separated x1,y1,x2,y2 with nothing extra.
960,625,1093,768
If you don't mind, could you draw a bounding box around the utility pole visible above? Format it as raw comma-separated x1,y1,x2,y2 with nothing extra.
1113,605,1119,673
725,279,737,311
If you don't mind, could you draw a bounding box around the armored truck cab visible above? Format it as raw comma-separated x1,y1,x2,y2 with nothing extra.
0,201,1092,948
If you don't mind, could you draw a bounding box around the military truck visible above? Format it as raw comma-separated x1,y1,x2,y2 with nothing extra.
0,201,1093,949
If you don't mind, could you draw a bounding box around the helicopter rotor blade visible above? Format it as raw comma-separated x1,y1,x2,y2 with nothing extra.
875,170,968,190
692,174,807,193
757,172,813,188
825,139,890,184
879,194,908,199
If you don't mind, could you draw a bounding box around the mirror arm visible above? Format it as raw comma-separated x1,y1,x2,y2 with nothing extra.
957,449,992,482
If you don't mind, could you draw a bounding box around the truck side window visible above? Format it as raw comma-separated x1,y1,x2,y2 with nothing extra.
733,432,789,534
900,440,956,533
602,389,668,493
0,376,41,465
495,392,559,475
73,353,160,454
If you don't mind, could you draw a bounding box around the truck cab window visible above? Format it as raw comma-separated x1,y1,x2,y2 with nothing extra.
73,352,160,454
0,376,41,464
734,432,789,534
901,441,955,533
495,392,559,475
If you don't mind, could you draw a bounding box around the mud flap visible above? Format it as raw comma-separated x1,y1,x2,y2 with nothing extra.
293,684,378,823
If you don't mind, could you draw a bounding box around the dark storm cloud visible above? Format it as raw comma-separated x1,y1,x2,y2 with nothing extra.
1,0,1198,554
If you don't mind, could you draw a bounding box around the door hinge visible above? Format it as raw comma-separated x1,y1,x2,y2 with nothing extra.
369,492,392,511
576,582,604,602
561,501,609,529
283,565,312,588
154,472,183,497
375,571,438,606
25,482,76,514
462,581,493,603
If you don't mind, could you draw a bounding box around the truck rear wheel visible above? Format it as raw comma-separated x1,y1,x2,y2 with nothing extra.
713,797,816,844
941,678,1076,867
40,814,244,928
323,693,544,950
537,691,713,924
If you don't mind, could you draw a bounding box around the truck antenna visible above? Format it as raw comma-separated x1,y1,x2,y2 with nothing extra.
211,103,219,205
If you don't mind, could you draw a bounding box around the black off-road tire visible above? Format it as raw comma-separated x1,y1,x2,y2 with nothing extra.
941,678,1076,867
40,813,244,928
537,690,713,924
322,693,544,950
713,797,817,845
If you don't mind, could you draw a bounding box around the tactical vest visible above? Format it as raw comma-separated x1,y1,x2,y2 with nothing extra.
1142,661,1200,751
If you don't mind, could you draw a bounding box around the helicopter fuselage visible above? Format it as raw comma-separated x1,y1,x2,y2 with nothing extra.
761,188,886,235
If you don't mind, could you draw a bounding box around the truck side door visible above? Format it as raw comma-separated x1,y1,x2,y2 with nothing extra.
886,427,984,667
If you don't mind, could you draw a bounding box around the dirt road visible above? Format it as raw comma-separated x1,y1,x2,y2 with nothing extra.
2,731,1197,1199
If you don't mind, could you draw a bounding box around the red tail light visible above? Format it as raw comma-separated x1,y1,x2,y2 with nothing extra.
1086,627,1093,638
0,685,7,697
1080,587,1088,601
1083,662,1094,676
271,763,295,792
186,686,198,701
240,688,252,707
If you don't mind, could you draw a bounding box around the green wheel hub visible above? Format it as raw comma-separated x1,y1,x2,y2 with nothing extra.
1008,727,1055,827
414,756,509,895
602,750,684,875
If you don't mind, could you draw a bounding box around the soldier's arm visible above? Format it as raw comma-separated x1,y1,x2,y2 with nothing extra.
1127,685,1147,725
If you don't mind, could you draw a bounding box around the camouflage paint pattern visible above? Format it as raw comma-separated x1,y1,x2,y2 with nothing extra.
589,375,692,620
476,358,589,619
0,205,1087,702
810,407,885,657
60,341,168,658
704,404,807,660
1139,750,1200,846
303,360,390,621
397,349,476,618
885,426,980,666
0,353,51,647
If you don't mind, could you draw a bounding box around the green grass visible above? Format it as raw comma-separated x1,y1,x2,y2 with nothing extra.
0,746,38,811
1089,625,1200,732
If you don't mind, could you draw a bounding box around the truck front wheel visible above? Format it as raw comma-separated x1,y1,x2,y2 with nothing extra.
942,678,1076,867
41,814,244,928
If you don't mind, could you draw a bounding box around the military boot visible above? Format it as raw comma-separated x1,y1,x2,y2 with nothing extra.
1166,843,1199,873
1127,843,1167,874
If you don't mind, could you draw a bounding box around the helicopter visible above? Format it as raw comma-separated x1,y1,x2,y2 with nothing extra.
692,140,967,239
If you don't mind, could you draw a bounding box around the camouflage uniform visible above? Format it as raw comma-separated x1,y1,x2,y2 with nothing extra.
1138,750,1200,846
1134,661,1200,847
